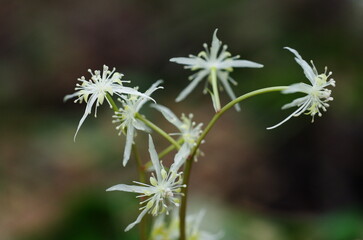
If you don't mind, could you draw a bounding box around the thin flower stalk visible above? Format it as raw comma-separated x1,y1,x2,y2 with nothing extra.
135,113,181,150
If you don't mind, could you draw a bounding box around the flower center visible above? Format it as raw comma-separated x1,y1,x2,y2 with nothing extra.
158,185,174,198
315,74,328,87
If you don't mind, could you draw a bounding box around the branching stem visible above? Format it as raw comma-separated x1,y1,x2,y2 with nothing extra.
179,86,288,240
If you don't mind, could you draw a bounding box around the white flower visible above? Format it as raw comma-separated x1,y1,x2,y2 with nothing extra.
150,212,179,240
267,47,336,129
106,135,187,232
64,65,151,140
152,104,203,159
170,29,263,111
150,210,223,240
113,80,163,166
187,210,224,240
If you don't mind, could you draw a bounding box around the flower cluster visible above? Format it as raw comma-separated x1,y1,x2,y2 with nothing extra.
107,135,186,231
64,28,337,240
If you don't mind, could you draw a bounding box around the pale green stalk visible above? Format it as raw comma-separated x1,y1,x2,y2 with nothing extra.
106,94,119,112
158,138,184,159
179,86,288,240
135,113,180,149
210,67,221,111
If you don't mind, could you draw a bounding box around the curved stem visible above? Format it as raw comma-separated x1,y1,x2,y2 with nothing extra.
179,86,288,240
135,113,180,149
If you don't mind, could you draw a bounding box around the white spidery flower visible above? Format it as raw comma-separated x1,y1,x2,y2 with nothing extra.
112,80,163,166
64,65,151,140
150,212,179,240
150,210,223,240
267,47,336,130
152,104,203,159
186,210,224,240
106,135,187,232
170,29,263,112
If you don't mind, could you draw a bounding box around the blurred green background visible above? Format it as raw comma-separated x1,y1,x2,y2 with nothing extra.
1,0,363,239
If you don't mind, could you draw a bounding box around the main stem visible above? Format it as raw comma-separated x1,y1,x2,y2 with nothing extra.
179,86,288,240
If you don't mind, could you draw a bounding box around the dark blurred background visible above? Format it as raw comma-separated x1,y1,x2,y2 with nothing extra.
1,0,363,239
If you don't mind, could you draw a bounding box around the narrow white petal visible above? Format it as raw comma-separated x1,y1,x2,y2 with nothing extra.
281,96,309,110
170,57,200,66
217,71,241,111
63,92,80,102
151,104,183,127
228,60,264,68
267,99,310,130
114,86,154,102
284,47,316,84
73,94,98,141
136,80,163,112
133,119,151,132
123,125,135,166
170,143,189,173
145,80,164,95
193,210,206,235
210,29,221,60
148,135,162,180
176,69,209,102
282,82,312,94
106,184,149,193
125,207,149,232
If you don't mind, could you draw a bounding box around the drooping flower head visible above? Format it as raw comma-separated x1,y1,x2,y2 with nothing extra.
113,80,163,166
106,135,186,231
267,47,336,129
170,29,263,111
152,104,203,159
64,65,152,140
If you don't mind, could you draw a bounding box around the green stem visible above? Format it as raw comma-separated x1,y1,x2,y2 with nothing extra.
158,138,184,159
135,113,180,149
106,93,119,112
179,86,288,240
210,67,221,111
132,144,147,240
